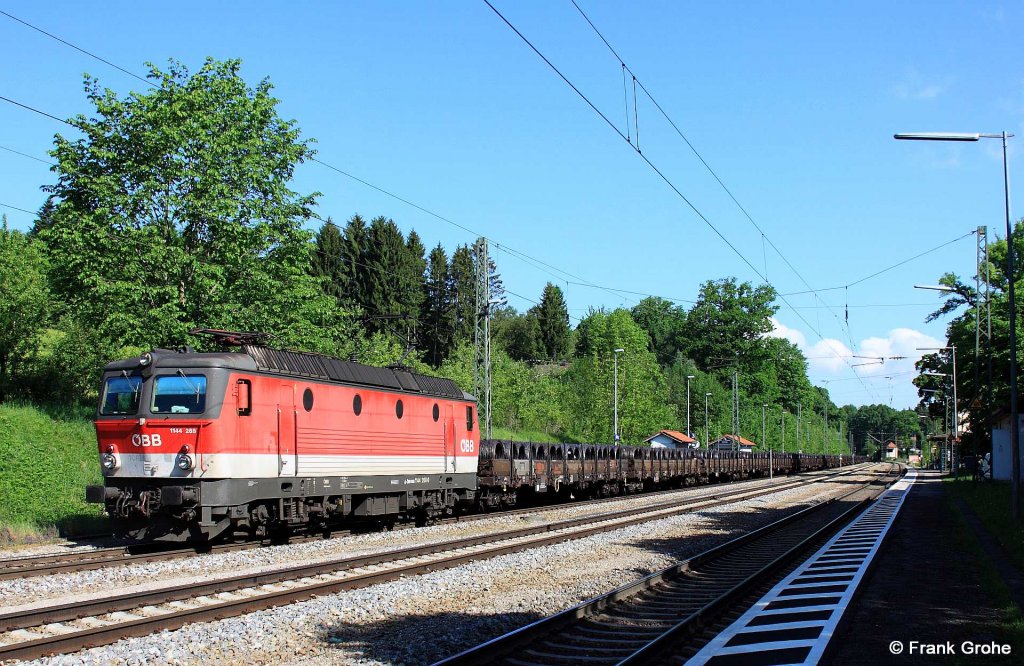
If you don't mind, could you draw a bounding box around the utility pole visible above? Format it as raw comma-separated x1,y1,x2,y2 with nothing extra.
781,410,786,455
732,371,740,438
797,404,802,454
686,374,695,438
705,392,712,450
473,238,492,439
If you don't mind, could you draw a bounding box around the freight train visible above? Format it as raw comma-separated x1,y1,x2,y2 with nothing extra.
86,331,860,542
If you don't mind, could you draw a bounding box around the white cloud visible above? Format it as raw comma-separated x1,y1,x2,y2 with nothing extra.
767,317,806,348
769,319,945,407
892,67,949,101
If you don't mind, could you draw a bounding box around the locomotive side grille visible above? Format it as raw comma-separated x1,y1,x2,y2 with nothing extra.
393,371,421,392
241,345,464,399
415,375,463,399
244,345,329,378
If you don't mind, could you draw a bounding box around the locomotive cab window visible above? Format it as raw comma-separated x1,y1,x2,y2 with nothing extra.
466,406,474,432
151,373,207,414
100,375,142,415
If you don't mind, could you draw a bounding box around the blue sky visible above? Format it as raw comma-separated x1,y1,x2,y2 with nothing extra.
1,1,1021,409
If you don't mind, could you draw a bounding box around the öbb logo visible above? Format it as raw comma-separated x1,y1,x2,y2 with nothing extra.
459,439,475,453
131,433,163,447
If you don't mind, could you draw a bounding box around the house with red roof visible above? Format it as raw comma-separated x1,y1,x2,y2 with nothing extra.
711,433,757,453
645,429,699,449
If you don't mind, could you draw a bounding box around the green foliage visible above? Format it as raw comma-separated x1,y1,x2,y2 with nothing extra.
437,343,566,439
916,219,1024,454
534,283,570,361
631,296,687,367
449,244,476,342
421,243,456,365
340,214,369,306
560,309,675,444
682,278,778,373
847,403,922,454
312,218,345,302
493,309,544,362
0,220,50,401
0,403,104,533
39,58,350,353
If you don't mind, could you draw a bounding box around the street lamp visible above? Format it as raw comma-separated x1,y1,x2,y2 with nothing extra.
896,130,1018,518
705,392,712,449
686,375,696,438
613,348,625,443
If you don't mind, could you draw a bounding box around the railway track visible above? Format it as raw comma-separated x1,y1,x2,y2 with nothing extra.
434,463,902,666
0,464,870,582
0,464,881,662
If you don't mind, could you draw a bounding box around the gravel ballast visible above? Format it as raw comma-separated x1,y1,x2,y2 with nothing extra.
15,468,889,666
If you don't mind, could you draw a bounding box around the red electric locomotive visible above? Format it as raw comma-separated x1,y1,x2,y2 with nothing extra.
86,330,479,542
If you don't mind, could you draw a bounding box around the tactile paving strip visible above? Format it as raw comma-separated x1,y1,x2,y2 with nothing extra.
685,470,917,666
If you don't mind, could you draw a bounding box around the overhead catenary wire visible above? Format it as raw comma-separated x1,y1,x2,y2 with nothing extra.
0,7,918,405
568,0,857,350
0,9,151,87
0,201,38,216
0,97,579,326
0,144,55,166
780,229,977,296
0,8,633,312
483,0,881,402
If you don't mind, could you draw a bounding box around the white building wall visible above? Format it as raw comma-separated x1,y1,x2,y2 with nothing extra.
648,434,678,449
992,415,1024,481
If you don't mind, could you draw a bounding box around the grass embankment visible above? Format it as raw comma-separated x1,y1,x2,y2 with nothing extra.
0,403,105,543
946,479,1024,656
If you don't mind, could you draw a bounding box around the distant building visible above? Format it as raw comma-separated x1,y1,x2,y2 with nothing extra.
711,434,757,453
645,429,699,449
885,441,898,459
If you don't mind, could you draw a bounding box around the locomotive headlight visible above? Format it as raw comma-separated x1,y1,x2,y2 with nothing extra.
101,453,119,471
176,454,194,471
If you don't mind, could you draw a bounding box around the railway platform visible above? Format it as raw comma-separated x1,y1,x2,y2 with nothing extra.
687,469,1022,665
827,469,1021,664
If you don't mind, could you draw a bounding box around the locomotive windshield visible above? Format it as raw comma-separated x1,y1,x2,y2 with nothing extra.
151,373,207,414
100,374,142,415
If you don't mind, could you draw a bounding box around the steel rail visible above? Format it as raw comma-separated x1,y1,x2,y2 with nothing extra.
0,465,877,661
432,464,901,666
0,463,870,581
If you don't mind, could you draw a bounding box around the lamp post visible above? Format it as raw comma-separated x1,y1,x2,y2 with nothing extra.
613,348,624,443
686,374,696,439
896,130,1018,518
705,392,712,449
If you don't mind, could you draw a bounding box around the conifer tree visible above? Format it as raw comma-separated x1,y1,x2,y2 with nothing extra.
422,243,455,365
312,218,345,302
535,282,570,361
341,214,368,307
449,244,476,343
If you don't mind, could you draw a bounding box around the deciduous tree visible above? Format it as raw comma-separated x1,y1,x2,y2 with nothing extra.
40,58,347,352
0,217,49,401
